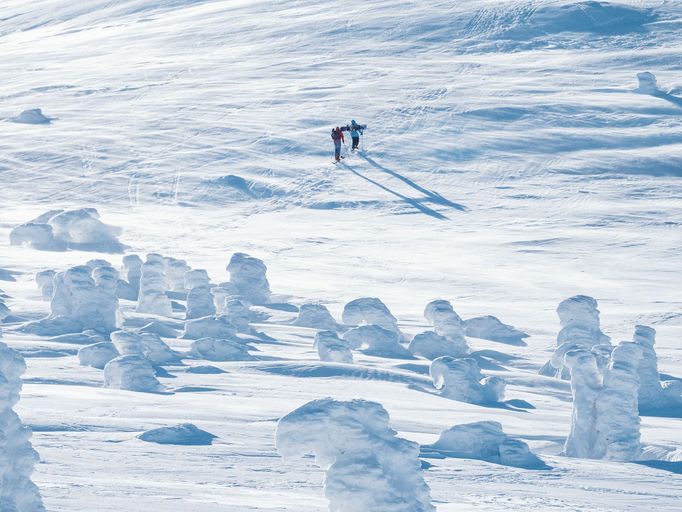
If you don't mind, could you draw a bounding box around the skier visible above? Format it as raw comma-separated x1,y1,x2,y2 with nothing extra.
331,126,345,162
348,120,366,151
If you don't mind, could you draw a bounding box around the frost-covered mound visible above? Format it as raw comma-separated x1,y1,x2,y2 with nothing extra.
163,256,190,293
314,331,353,364
200,175,285,202
464,315,528,345
564,341,643,461
423,421,545,469
138,423,216,446
183,315,236,340
111,330,180,366
186,270,216,320
35,269,56,300
103,355,164,393
226,253,270,305
117,254,142,301
9,208,124,253
11,108,51,124
408,331,466,360
0,342,46,511
430,356,505,404
633,325,682,412
78,342,120,369
293,303,341,331
342,324,412,358
22,264,119,336
136,255,172,317
276,398,434,512
188,337,254,362
342,297,401,337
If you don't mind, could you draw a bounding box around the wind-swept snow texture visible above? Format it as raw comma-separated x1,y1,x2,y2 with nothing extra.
1,0,682,510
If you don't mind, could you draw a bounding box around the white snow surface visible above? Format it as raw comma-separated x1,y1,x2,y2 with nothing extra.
0,0,681,510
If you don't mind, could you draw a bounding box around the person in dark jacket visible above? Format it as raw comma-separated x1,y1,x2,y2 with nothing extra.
331,126,345,162
348,119,366,151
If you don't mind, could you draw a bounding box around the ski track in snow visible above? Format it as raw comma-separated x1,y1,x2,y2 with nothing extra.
1,0,682,510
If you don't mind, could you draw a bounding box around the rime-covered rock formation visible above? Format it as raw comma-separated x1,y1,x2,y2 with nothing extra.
103,355,164,393
342,297,401,337
342,324,411,358
430,356,505,404
136,255,172,317
293,303,340,331
78,342,120,369
226,253,270,304
35,270,56,300
117,254,143,300
314,331,353,364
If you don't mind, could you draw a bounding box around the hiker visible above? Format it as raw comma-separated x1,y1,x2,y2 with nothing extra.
348,120,366,151
331,126,345,162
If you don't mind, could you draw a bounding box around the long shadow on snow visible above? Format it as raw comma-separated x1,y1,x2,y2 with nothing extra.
632,460,682,475
340,162,448,220
358,153,467,212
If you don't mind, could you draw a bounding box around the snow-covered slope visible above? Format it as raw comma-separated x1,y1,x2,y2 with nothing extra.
0,1,681,510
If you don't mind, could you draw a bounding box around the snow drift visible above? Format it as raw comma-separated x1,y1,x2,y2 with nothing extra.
103,355,164,393
138,423,216,445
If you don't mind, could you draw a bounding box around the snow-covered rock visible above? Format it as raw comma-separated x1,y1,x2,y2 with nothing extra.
78,342,120,369
293,303,340,331
138,423,216,445
211,283,239,313
35,270,56,300
9,208,124,253
563,348,601,458
11,108,51,124
117,254,143,300
136,257,172,317
0,342,46,511
188,337,254,361
430,356,505,404
276,398,434,512
163,257,190,292
342,297,401,336
424,421,545,469
408,331,467,360
103,355,164,393
184,269,210,290
636,71,659,94
464,315,529,345
183,315,236,340
226,253,270,304
223,298,252,333
186,285,216,320
423,300,469,355
342,324,411,358
111,330,179,366
314,331,353,364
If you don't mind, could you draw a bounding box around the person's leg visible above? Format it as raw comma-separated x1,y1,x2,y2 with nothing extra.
335,142,341,160
352,136,359,150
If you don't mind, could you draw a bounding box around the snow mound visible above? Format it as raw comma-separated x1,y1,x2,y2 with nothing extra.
430,356,505,404
342,324,412,358
226,253,270,305
276,398,434,512
163,257,190,293
633,325,682,412
183,315,236,340
188,337,254,362
9,208,124,253
136,256,172,317
223,298,252,333
342,297,401,337
11,108,51,124
409,331,467,360
203,175,284,201
103,355,164,393
138,321,180,338
424,421,545,469
35,270,56,300
0,342,46,511
111,330,180,366
423,300,468,351
138,423,216,445
314,331,353,364
186,284,216,320
117,254,143,301
184,269,210,290
464,315,528,345
636,71,659,94
22,264,119,336
78,342,120,369
293,303,341,331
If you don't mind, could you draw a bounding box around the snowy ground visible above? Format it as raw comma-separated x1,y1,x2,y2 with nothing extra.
1,0,681,510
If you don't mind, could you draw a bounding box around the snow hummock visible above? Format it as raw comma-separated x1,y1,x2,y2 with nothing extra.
0,342,45,511
342,324,411,358
138,423,216,446
409,331,466,360
163,257,190,293
276,398,434,512
223,298,252,333
103,355,164,393
35,269,56,300
636,72,659,94
182,315,236,340
423,421,545,469
78,341,120,369
117,254,143,301
110,329,180,366
11,108,51,124
226,253,270,305
464,315,529,345
314,331,353,364
136,255,172,317
186,279,216,320
293,303,341,331
633,325,682,412
9,208,124,253
430,356,505,404
423,300,469,353
342,297,401,337
188,337,254,362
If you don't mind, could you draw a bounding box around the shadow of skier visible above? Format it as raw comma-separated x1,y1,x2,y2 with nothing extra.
358,153,467,212
340,163,448,220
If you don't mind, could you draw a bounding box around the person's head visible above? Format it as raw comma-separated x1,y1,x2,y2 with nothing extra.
352,119,356,125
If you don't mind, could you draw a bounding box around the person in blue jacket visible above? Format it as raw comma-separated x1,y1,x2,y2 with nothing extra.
348,120,366,151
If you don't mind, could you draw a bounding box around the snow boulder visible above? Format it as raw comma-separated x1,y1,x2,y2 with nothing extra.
0,343,46,511
186,285,216,320
103,355,164,393
117,254,143,300
183,315,236,340
110,330,180,366
408,331,467,360
293,303,340,331
342,324,411,358
636,72,659,94
11,108,51,124
136,257,172,317
189,337,254,362
430,356,505,404
35,270,56,300
184,269,210,290
226,253,270,304
342,297,401,336
163,257,190,292
78,342,120,369
423,421,545,469
276,398,434,512
138,423,216,445
223,298,251,333
464,316,528,345
314,331,353,364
